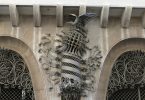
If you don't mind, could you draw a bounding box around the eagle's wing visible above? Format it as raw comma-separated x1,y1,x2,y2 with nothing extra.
78,13,96,26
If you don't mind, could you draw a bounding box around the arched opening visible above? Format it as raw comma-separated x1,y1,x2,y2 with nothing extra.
96,38,145,100
107,50,145,100
0,49,34,100
0,36,48,100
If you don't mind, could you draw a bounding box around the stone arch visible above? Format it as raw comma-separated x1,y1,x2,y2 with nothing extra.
96,38,145,100
0,36,48,100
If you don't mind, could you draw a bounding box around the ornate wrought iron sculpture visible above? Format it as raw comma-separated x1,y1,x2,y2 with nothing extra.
107,50,145,99
0,48,34,100
39,13,102,99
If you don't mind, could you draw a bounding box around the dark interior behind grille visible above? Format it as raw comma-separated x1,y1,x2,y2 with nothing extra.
0,85,33,100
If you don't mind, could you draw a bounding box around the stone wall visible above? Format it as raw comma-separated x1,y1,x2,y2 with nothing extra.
0,15,144,100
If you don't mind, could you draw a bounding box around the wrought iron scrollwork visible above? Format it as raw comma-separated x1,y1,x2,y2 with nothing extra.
0,48,34,100
107,50,145,99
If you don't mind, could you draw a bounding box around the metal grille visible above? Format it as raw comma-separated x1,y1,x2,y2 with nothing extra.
107,50,145,100
0,49,34,100
140,87,145,100
108,87,145,100
108,88,138,100
0,85,34,100
0,85,21,100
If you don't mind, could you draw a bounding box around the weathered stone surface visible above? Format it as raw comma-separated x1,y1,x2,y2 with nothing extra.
0,13,144,100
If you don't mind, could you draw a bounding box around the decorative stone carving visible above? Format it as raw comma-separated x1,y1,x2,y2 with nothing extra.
39,13,102,99
107,50,145,98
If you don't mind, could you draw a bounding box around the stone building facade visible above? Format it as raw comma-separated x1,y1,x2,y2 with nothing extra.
0,2,145,100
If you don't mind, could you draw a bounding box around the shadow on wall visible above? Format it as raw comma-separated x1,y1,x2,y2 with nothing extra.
96,38,145,100
0,36,48,100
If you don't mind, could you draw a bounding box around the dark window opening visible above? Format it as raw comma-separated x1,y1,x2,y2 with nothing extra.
107,50,145,100
0,49,34,100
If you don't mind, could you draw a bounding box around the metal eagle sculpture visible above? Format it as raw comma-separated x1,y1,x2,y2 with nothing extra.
39,13,102,100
